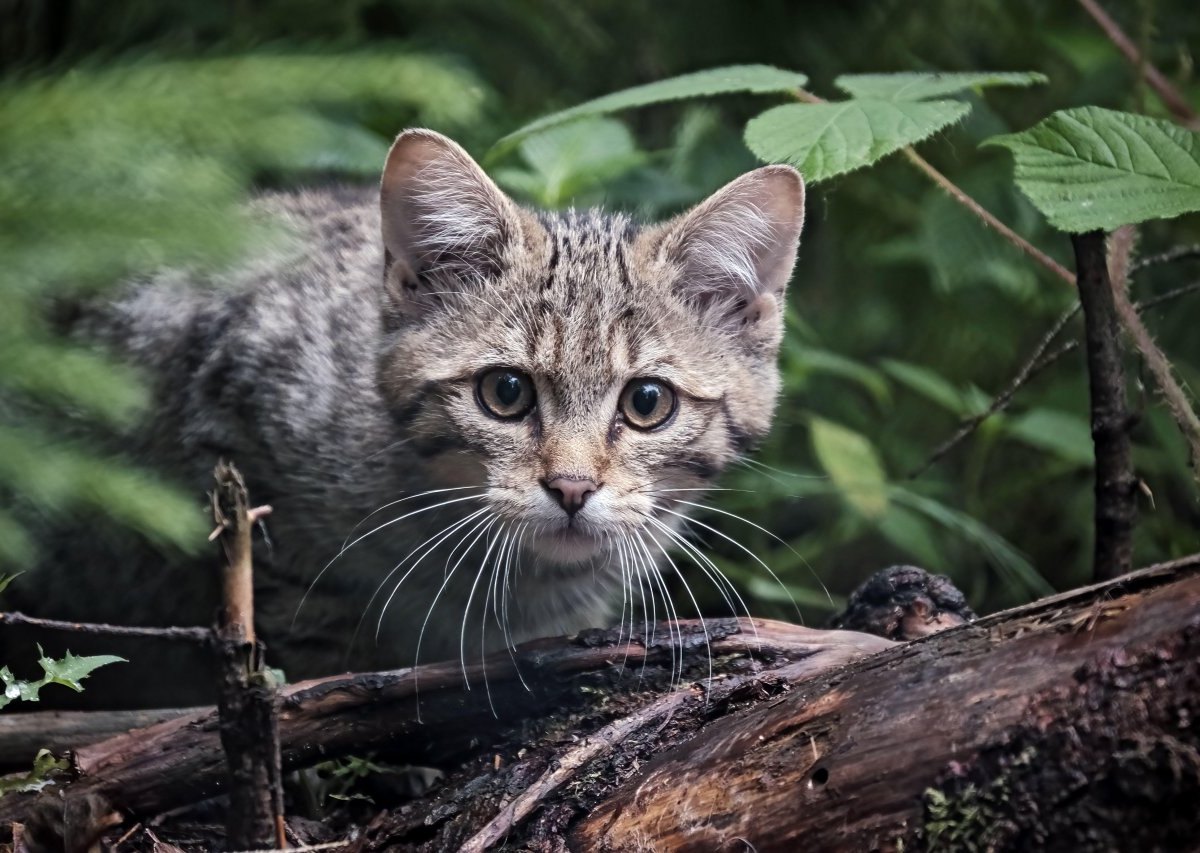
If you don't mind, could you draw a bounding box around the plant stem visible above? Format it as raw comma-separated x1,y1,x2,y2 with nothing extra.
1076,0,1200,129
1072,232,1138,581
793,88,1076,286
900,148,1076,285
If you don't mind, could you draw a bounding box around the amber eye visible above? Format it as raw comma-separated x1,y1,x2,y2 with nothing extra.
476,368,536,420
619,379,677,430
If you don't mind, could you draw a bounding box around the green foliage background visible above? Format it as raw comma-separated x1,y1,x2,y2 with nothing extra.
2,0,1198,622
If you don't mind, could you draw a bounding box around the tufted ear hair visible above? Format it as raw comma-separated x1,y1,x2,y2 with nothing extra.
379,129,522,327
653,165,804,343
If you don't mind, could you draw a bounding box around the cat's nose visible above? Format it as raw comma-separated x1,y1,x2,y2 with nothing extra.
542,476,599,516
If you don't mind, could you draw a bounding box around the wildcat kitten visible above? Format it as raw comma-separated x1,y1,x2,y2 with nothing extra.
12,129,804,702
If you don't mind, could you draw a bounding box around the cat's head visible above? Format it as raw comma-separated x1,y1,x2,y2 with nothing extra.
376,129,804,570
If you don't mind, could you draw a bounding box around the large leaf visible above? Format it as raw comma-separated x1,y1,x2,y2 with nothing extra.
985,107,1200,232
836,71,1046,102
744,99,969,182
496,65,807,150
810,417,890,519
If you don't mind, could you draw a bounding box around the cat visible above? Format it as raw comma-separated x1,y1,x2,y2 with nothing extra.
9,129,804,706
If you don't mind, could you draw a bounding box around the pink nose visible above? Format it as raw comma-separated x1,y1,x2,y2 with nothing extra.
543,476,599,515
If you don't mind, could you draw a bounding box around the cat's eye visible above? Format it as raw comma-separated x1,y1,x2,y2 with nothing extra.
619,379,677,430
476,368,536,420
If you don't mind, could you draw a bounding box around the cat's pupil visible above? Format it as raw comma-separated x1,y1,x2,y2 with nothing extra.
496,373,522,407
632,383,660,416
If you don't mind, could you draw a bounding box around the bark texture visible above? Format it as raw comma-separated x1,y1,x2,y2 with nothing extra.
1072,230,1138,581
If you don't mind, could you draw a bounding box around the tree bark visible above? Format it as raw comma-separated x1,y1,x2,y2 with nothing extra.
569,556,1200,852
1073,230,1138,581
0,620,884,827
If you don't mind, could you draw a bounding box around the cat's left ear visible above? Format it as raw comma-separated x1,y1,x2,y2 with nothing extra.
651,165,804,344
379,129,522,325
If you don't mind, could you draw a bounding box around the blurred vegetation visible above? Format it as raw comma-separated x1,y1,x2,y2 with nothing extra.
2,0,1198,622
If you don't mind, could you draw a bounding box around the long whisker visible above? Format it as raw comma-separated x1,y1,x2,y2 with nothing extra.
657,505,808,618
345,506,490,661
411,513,497,663
630,527,682,682
295,492,485,626
647,516,751,631
638,526,713,690
339,486,483,552
459,520,507,687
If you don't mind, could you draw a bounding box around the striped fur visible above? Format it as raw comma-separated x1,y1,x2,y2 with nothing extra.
15,130,804,700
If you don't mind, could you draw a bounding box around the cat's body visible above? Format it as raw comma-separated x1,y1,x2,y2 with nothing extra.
12,131,804,704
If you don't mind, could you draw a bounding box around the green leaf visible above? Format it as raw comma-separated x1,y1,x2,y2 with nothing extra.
1005,408,1094,466
0,571,23,595
984,107,1200,232
496,65,807,151
494,117,645,207
810,417,890,519
836,71,1047,102
744,99,970,182
37,648,127,693
0,749,69,796
891,488,1052,597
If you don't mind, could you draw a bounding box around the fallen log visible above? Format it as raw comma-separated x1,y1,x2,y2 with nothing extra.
0,618,887,827
568,555,1200,852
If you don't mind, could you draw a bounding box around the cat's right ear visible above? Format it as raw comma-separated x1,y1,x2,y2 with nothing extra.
379,129,520,326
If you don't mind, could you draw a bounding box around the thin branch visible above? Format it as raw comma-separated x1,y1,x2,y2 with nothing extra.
911,278,1200,477
900,148,1077,286
909,304,1081,478
794,88,1076,287
1132,245,1200,273
0,611,209,643
1137,279,1200,311
1106,234,1200,483
1076,0,1200,129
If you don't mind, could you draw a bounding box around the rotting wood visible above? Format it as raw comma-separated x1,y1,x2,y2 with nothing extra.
0,619,888,827
0,708,200,768
566,556,1200,852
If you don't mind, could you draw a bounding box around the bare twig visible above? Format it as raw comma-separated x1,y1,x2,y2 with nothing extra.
1131,244,1200,272
794,88,1076,286
911,278,1200,476
1137,279,1200,311
1076,0,1200,129
1073,231,1138,581
910,304,1081,478
212,461,286,851
1106,232,1200,482
900,148,1077,286
0,612,208,643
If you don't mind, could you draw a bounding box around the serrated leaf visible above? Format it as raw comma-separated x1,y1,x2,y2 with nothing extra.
0,749,69,796
1006,408,1094,466
37,648,126,693
496,65,807,151
836,71,1046,102
810,417,890,519
985,107,1200,232
744,99,969,182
